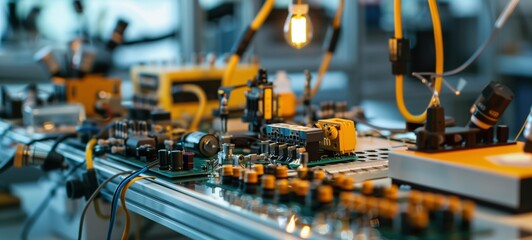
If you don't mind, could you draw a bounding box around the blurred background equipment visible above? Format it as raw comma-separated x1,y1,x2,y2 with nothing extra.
0,0,532,240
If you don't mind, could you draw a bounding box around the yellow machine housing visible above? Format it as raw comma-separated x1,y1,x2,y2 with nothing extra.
53,75,121,117
130,64,259,119
316,118,357,154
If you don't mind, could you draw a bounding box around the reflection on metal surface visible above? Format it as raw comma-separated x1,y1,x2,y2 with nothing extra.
300,225,311,239
286,214,297,233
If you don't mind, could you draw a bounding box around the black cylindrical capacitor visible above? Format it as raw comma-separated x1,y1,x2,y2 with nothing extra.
182,132,219,157
496,125,509,143
170,150,183,171
158,149,169,170
145,146,156,162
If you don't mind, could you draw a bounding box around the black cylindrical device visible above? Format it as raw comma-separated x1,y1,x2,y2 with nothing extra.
181,132,219,157
158,149,169,170
468,82,514,129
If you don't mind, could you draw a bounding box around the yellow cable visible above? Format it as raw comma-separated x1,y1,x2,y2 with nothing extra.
85,138,96,170
134,215,141,240
394,0,443,123
301,0,345,103
180,84,207,131
222,0,275,87
250,0,275,30
119,176,155,240
93,199,111,219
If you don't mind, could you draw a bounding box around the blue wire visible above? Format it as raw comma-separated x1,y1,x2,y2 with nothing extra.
106,165,152,240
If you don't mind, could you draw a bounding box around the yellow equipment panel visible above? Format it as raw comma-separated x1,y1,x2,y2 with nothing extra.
53,75,121,117
130,64,259,119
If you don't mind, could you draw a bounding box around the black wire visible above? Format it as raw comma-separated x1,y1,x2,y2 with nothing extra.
20,161,85,240
48,133,78,155
77,171,133,240
26,136,59,146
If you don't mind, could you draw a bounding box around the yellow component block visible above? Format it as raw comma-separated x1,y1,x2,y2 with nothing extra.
317,118,356,154
53,75,121,117
130,64,259,119
276,92,296,118
263,87,272,120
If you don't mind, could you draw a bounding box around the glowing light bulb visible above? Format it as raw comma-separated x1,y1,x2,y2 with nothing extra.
284,3,313,49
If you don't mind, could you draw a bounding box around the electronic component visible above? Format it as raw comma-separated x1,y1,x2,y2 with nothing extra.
414,92,514,152
130,63,258,119
265,123,324,162
181,132,219,158
315,118,356,155
207,165,482,239
390,142,532,212
242,69,275,133
468,82,514,130
53,75,122,117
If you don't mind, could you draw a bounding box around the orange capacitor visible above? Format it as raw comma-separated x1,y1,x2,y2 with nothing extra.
245,171,258,184
313,169,326,181
385,185,398,201
362,181,373,196
318,185,333,203
254,164,264,178
276,165,288,179
342,177,355,191
277,179,290,195
262,175,276,190
221,165,233,185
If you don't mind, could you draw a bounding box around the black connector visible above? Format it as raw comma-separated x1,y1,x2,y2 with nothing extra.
66,169,98,200
389,38,410,75
324,26,341,53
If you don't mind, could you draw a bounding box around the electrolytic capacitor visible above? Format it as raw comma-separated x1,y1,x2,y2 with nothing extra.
170,150,183,171
277,179,290,203
182,132,219,157
145,146,157,162
158,149,169,170
221,165,233,185
244,171,258,194
261,175,275,200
